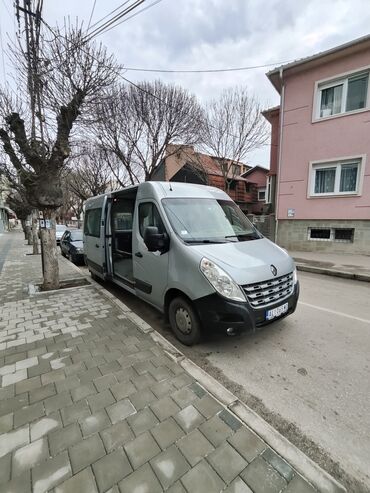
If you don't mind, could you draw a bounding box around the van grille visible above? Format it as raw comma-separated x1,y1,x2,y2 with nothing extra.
242,272,294,308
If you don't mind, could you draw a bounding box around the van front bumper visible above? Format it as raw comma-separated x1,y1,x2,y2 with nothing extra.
193,282,299,334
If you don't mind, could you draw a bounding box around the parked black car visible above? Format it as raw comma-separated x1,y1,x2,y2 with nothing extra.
56,224,68,245
60,229,84,264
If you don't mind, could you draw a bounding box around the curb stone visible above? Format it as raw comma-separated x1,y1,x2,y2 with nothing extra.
64,257,346,493
296,263,370,283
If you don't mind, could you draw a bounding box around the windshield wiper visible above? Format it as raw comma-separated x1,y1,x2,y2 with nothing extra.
185,239,227,244
225,233,260,240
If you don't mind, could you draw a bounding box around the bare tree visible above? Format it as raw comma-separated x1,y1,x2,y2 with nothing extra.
93,81,205,181
203,87,268,191
66,146,117,201
4,188,34,243
0,25,119,289
0,153,38,250
61,146,120,227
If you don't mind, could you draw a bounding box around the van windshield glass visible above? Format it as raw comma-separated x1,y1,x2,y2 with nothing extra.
162,198,261,243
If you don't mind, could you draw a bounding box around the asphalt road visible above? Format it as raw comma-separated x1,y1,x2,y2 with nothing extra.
79,263,370,491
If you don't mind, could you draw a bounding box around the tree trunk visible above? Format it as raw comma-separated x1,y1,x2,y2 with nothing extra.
25,219,32,245
21,220,27,239
32,210,39,255
40,209,60,290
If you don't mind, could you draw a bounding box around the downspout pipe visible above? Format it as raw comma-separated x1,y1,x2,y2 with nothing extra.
275,67,285,243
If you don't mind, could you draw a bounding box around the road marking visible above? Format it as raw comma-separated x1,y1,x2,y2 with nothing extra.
298,301,370,324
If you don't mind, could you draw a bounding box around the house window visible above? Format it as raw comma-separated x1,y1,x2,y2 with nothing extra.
258,188,266,201
334,228,354,242
317,71,369,118
308,227,354,243
310,159,361,196
232,164,241,176
309,228,331,240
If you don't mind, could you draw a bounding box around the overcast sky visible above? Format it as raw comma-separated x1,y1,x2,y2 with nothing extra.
1,0,370,165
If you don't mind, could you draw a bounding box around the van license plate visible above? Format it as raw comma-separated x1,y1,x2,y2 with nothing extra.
265,303,288,321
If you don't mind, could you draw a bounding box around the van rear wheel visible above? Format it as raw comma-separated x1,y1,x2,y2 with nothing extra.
168,297,201,346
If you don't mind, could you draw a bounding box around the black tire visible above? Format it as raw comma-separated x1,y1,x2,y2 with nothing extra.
168,297,202,346
70,253,77,264
60,247,66,257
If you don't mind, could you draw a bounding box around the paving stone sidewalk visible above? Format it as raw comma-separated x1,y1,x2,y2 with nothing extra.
0,231,319,493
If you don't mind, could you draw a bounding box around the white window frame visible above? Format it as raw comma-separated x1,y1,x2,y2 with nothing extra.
258,187,266,202
313,66,370,122
308,155,365,198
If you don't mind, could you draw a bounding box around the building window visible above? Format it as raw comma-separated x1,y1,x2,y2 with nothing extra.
308,227,354,243
232,164,241,176
317,71,369,118
310,159,361,197
334,228,354,242
258,188,266,201
309,228,331,240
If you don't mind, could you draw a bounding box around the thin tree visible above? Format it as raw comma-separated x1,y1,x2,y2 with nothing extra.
93,81,205,181
5,189,34,242
61,146,121,227
0,23,119,289
0,152,38,250
203,87,269,191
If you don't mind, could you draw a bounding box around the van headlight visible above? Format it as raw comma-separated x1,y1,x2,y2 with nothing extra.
200,258,245,302
293,267,298,284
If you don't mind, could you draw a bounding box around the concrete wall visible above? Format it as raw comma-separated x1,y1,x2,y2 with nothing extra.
277,219,370,254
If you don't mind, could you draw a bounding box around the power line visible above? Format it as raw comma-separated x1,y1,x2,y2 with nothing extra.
86,0,97,31
123,60,292,74
86,0,132,33
41,21,274,150
83,0,146,43
102,0,163,33
1,0,12,17
0,15,6,80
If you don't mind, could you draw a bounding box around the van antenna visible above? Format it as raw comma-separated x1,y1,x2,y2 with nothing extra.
169,182,173,191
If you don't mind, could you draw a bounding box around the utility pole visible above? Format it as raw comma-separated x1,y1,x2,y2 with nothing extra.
16,1,44,146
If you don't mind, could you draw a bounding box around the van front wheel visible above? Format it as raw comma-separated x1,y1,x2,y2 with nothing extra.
168,297,201,346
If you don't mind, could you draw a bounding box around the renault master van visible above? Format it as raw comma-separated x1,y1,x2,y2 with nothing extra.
84,182,299,345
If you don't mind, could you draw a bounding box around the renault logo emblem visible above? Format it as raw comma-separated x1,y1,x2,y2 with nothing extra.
270,265,277,277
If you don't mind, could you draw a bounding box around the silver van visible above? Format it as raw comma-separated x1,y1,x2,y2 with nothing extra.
84,182,299,345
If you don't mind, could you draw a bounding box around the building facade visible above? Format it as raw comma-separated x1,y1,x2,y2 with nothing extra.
152,145,262,213
264,35,370,253
241,165,271,214
0,180,10,233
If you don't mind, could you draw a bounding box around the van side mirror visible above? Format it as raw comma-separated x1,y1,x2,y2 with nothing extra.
143,226,169,253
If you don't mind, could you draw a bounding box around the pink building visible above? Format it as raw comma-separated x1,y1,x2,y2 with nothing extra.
264,34,370,253
241,165,271,214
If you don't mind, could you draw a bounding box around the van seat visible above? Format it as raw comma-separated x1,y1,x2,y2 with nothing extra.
114,230,132,254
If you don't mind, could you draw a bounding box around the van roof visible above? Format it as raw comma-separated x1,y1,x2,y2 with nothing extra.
84,181,232,207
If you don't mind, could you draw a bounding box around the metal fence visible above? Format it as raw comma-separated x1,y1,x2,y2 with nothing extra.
247,214,276,242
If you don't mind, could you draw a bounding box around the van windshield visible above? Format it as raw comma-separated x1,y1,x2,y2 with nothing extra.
162,198,261,243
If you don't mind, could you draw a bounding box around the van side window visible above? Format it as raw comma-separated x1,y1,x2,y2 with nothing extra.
139,203,165,237
84,208,102,237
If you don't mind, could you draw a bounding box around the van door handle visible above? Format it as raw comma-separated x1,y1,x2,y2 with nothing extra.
95,244,100,248
135,252,143,258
